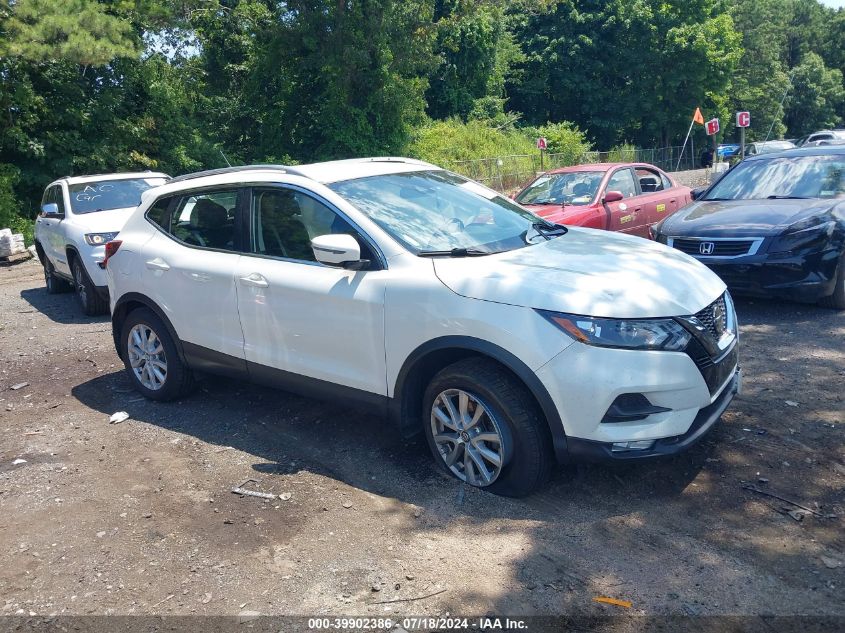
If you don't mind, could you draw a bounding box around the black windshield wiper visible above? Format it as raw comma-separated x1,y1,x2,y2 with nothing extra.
766,195,810,199
531,221,569,239
417,248,493,257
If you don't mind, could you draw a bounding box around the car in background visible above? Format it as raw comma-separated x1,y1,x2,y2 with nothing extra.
717,144,741,160
34,171,169,315
104,159,739,496
514,163,691,239
797,130,845,146
746,140,796,156
803,138,845,148
653,147,845,309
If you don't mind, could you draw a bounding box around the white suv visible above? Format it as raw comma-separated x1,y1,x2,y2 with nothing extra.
34,172,169,314
105,158,740,496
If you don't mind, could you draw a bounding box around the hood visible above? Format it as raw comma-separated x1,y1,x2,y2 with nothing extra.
72,206,138,233
432,228,725,319
662,199,837,237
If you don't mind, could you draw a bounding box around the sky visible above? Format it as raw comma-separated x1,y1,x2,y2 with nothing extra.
819,0,845,8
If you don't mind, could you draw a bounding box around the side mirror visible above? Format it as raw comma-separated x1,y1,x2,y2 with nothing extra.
690,186,706,200
311,234,368,270
602,190,624,204
42,202,61,217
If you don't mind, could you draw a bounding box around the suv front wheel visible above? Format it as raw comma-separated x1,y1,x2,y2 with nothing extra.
422,358,554,497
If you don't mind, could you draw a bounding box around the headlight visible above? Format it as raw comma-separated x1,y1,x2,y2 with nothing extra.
769,219,834,254
538,310,692,351
84,232,119,246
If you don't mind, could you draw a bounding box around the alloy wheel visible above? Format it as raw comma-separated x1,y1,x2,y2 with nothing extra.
127,324,168,390
430,389,507,486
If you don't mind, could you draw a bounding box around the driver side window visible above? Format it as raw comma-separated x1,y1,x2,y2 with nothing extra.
606,169,637,198
250,188,375,264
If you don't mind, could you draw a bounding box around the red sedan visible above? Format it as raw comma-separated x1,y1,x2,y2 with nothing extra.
514,163,692,239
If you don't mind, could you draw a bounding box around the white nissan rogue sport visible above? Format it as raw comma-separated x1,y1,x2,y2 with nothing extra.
105,158,740,496
34,172,169,315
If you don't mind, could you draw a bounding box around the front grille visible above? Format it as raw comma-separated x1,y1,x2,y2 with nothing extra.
672,238,756,257
694,295,728,341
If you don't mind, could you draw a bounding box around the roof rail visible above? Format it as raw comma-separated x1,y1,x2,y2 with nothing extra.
168,164,304,184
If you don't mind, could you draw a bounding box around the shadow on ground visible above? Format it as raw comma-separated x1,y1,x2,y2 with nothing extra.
20,287,109,325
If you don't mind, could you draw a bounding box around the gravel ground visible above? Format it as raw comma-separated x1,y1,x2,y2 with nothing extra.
0,258,843,623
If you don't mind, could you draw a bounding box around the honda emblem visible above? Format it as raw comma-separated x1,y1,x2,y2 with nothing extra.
699,242,715,255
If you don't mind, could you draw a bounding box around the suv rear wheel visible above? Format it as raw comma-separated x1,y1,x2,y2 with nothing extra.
71,257,107,315
120,308,194,401
43,259,71,294
422,358,554,497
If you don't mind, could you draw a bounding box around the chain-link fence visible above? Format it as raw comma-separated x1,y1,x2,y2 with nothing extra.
444,145,701,193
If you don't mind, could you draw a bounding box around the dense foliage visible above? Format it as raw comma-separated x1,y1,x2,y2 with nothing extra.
0,0,843,236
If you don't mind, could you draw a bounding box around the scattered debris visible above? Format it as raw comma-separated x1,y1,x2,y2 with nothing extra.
821,556,842,569
231,479,276,500
741,484,836,519
149,594,174,611
758,477,769,484
12,458,27,465
787,509,810,522
279,492,292,501
371,583,381,592
593,596,632,608
237,610,261,623
109,411,129,424
370,588,447,605
785,400,799,407
10,382,29,391
342,501,353,509
405,574,415,581
23,431,44,436
202,593,212,604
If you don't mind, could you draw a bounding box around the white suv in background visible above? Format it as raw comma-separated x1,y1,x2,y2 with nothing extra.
34,172,169,315
105,159,740,496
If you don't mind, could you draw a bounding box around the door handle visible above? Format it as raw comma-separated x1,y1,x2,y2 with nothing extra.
145,258,170,271
239,273,269,288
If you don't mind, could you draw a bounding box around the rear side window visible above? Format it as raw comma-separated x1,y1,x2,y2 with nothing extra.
147,189,241,252
634,167,665,193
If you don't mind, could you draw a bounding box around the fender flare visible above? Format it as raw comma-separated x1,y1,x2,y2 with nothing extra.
392,336,568,461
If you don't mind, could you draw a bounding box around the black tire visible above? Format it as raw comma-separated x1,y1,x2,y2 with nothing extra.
120,307,194,401
43,259,71,294
819,253,845,310
71,257,108,316
422,357,554,497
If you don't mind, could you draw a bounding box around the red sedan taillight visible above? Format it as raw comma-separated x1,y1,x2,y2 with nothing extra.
103,240,122,267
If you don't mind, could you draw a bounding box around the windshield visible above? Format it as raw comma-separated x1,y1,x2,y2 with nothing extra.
69,177,167,214
703,155,845,200
329,170,557,254
515,171,604,205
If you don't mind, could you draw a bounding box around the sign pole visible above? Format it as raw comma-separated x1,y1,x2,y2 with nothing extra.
675,118,696,172
740,126,745,160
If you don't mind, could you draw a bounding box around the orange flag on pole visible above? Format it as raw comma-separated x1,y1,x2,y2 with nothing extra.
693,107,705,124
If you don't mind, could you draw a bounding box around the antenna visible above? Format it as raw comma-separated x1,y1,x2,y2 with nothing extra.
219,150,232,167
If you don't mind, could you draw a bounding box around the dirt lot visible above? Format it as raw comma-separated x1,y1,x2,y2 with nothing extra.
0,258,843,623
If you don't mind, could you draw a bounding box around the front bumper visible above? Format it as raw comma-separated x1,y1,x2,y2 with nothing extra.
677,246,839,302
535,335,739,463
567,368,740,461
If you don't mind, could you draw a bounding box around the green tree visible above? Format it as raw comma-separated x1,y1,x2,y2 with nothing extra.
3,0,139,64
507,0,742,148
784,52,845,134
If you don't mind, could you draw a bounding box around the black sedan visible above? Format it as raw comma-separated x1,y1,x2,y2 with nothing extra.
652,147,845,309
